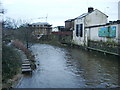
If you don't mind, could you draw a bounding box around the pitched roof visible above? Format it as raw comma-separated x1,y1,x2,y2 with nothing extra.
74,13,89,19
65,19,75,22
94,9,108,17
74,9,108,20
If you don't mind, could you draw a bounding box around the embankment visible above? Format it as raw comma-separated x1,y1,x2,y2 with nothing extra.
2,40,36,89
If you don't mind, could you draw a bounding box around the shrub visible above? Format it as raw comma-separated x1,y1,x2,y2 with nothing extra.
2,44,21,83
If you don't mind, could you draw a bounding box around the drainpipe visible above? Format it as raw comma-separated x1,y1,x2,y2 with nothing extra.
88,27,91,47
84,18,87,49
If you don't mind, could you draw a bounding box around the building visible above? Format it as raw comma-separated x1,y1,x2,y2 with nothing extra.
65,19,74,31
31,22,52,36
52,27,59,32
52,26,65,32
52,26,72,44
64,7,120,56
73,7,108,46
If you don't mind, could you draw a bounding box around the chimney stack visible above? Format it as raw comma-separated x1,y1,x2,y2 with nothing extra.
88,7,94,13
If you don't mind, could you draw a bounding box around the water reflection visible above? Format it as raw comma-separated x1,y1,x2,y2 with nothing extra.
66,48,119,88
16,44,119,88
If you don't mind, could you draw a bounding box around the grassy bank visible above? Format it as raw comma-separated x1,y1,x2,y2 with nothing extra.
12,40,36,70
2,44,22,88
2,40,36,89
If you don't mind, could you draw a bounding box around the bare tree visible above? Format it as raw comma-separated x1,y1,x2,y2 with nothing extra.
3,17,34,49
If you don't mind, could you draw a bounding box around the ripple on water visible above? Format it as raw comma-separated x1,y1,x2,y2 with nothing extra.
16,44,119,88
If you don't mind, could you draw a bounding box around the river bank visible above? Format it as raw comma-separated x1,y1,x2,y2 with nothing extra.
2,47,20,89
2,40,36,89
2,48,25,89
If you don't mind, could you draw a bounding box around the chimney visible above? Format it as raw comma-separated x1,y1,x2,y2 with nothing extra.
88,7,94,13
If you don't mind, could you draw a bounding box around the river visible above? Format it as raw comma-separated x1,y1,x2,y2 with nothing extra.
16,44,119,88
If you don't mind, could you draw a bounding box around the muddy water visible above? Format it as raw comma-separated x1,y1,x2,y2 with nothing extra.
16,44,119,88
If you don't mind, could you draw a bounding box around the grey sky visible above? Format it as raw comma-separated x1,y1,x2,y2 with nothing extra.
2,0,120,27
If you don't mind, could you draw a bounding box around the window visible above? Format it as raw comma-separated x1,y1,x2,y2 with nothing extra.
76,24,79,37
80,24,83,37
76,24,83,37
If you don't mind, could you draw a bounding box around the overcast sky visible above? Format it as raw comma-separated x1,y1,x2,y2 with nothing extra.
1,0,120,27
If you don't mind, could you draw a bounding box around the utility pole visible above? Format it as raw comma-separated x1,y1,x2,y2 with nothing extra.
0,2,4,14
0,2,3,89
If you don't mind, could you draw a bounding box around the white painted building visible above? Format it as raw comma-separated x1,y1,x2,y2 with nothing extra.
52,27,59,32
73,7,108,46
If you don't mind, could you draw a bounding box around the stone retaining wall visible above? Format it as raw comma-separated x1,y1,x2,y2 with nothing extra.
88,40,119,56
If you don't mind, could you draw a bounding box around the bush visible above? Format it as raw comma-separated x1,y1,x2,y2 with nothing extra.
2,44,21,83
12,40,32,59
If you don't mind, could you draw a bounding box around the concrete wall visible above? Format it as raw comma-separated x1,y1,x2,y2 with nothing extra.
85,24,119,55
85,9,108,27
87,24,119,43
